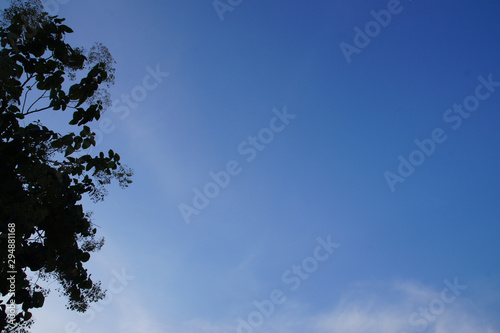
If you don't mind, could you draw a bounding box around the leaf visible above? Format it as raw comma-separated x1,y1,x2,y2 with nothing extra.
80,126,91,136
80,279,92,289
24,311,33,320
65,146,75,156
61,134,74,146
80,252,90,262
16,289,30,304
68,84,81,99
51,140,64,149
59,25,74,33
32,292,45,308
82,139,91,149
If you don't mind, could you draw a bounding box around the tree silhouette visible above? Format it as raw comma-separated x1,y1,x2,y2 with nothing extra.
0,1,132,331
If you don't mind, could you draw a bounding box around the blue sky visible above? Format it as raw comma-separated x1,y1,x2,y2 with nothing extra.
7,0,500,332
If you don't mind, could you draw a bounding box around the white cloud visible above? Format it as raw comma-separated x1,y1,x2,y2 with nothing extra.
115,297,168,333
30,278,500,333
312,280,499,333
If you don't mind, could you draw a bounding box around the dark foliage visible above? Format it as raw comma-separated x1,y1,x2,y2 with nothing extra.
0,1,132,331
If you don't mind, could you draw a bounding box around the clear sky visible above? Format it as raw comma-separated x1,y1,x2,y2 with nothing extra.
9,0,500,332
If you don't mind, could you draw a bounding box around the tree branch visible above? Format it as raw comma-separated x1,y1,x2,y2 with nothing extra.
20,73,34,89
24,105,52,116
21,84,33,114
24,90,48,115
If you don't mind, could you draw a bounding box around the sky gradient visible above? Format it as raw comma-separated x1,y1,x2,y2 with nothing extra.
5,0,500,332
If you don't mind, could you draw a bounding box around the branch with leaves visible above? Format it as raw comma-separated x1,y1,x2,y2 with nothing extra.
0,1,132,331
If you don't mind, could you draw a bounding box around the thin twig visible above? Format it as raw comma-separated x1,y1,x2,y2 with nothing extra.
24,90,48,115
21,85,32,114
20,73,34,89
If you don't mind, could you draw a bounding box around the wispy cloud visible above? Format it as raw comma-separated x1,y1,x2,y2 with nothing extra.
313,279,498,333
32,278,499,333
124,278,499,333
116,297,169,333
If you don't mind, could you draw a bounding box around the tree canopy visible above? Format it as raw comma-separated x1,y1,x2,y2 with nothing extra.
0,1,132,331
